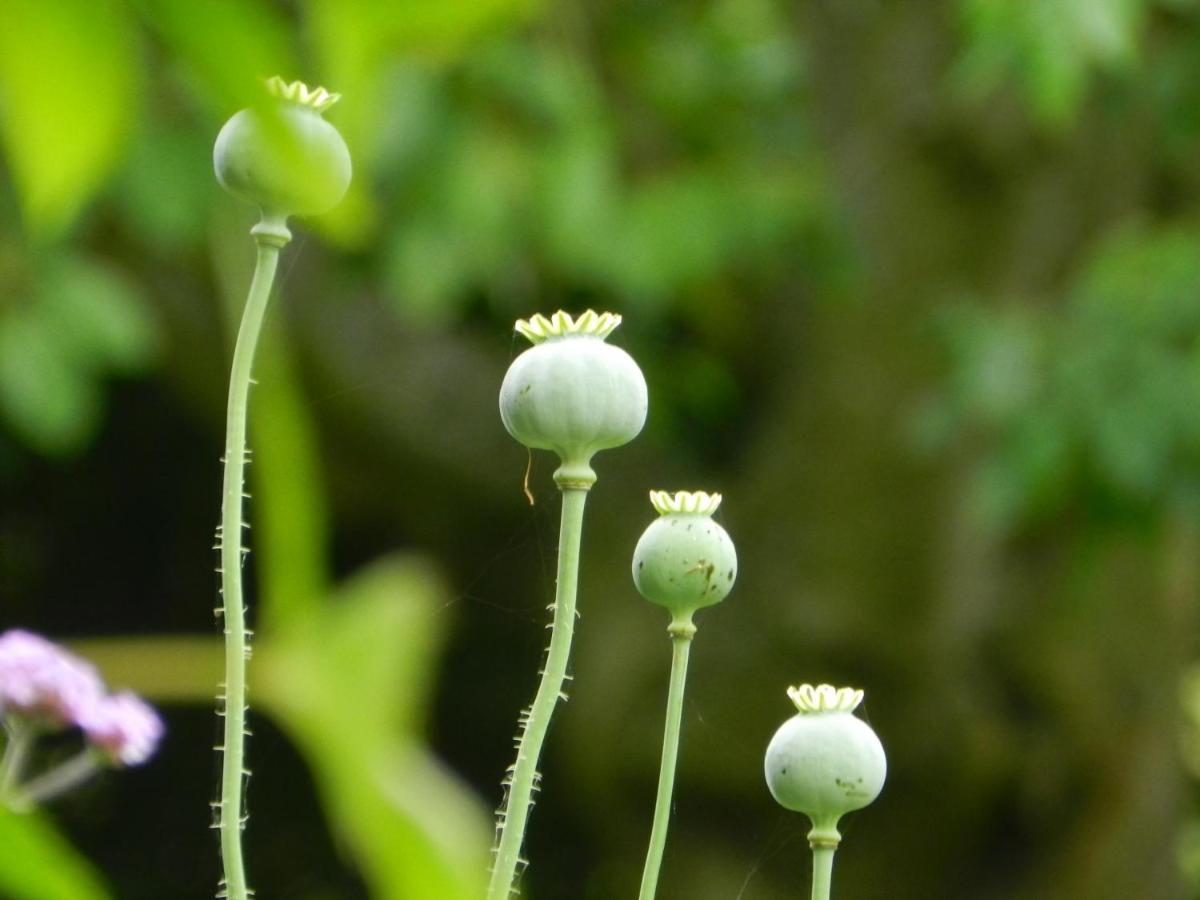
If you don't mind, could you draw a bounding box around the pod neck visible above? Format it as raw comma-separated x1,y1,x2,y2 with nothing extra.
554,459,596,491
252,212,293,248
667,611,696,640
807,818,842,850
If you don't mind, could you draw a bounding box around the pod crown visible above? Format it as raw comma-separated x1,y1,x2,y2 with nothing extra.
649,490,723,516
266,76,341,113
515,310,622,344
787,684,864,714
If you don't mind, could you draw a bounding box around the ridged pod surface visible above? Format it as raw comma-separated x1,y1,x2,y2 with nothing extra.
499,310,647,481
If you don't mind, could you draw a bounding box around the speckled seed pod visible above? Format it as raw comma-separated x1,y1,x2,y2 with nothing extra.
764,685,886,845
632,490,737,628
214,76,352,219
499,310,647,484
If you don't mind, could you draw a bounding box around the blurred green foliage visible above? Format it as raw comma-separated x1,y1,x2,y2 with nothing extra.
956,0,1144,125
0,809,110,900
4,0,1200,897
920,222,1200,530
0,254,157,454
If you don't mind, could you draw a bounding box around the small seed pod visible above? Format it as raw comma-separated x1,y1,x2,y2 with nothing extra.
499,310,647,486
632,490,737,631
214,76,352,221
764,684,886,846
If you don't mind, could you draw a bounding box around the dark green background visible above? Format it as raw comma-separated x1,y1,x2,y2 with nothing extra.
2,1,1200,898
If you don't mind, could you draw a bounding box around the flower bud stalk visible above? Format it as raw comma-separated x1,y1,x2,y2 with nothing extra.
638,631,692,900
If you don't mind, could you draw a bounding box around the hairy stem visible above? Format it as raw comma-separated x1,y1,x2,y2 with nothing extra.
217,219,289,900
811,844,835,900
487,484,589,900
638,632,693,900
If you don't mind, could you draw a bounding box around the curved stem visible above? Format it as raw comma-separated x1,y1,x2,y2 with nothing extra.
811,844,835,900
487,485,589,900
218,225,288,900
638,632,693,900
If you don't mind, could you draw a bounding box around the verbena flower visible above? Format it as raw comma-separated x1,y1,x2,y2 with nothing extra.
81,692,164,767
0,629,104,727
0,629,163,768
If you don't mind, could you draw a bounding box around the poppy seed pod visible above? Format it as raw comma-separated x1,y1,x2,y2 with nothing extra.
499,310,647,487
214,76,352,221
632,490,737,632
764,685,886,846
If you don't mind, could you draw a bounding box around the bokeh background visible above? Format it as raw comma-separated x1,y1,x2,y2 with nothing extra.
2,0,1200,897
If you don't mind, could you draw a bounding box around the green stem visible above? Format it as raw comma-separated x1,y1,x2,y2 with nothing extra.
9,750,101,810
218,217,289,900
811,844,835,900
638,631,693,900
1,720,33,803
487,484,590,900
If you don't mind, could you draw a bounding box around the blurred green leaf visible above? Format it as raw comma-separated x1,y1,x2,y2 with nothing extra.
955,0,1145,125
0,809,111,900
1072,222,1200,335
0,306,101,456
135,0,295,113
260,556,491,900
40,258,160,374
112,125,214,250
0,0,138,236
304,0,540,246
930,221,1200,530
0,254,159,455
616,172,734,301
252,325,331,631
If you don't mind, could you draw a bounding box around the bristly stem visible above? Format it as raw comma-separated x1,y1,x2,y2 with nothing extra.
218,215,290,900
487,482,590,900
638,631,693,900
811,843,835,900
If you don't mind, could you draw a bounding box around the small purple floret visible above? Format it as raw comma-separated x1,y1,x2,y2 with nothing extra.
0,630,104,727
81,692,164,767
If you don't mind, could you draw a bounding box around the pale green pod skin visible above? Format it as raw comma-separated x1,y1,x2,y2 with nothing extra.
499,311,647,486
214,96,351,219
764,687,886,846
632,492,737,631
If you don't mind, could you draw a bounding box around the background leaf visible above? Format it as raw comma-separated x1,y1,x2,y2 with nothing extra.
259,556,491,900
0,0,137,236
0,810,111,900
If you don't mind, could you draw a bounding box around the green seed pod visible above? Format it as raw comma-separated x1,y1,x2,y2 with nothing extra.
214,76,352,220
632,490,737,631
764,684,886,846
499,310,647,486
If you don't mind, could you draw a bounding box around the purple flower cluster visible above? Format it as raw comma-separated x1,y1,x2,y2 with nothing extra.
0,630,163,766
81,691,164,766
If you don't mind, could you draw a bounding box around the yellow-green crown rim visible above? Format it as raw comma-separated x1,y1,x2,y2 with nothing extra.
787,684,864,714
649,490,723,516
514,310,621,344
266,75,341,113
